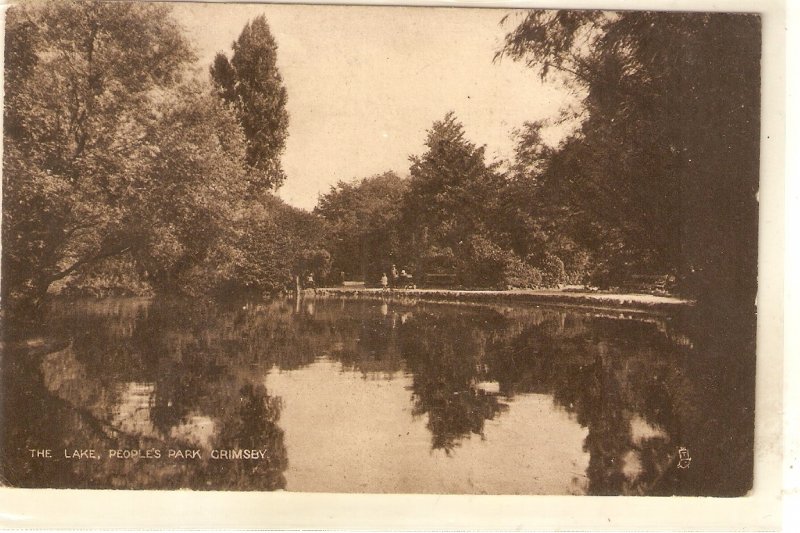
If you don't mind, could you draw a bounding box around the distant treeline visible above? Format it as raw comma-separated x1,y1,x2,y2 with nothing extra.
3,2,759,323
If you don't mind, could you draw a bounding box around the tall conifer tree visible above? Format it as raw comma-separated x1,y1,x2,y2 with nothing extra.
211,15,289,192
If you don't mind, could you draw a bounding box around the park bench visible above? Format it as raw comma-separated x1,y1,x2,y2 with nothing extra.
422,272,458,287
620,274,672,294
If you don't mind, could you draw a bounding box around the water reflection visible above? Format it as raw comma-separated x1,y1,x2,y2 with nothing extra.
1,296,754,495
266,359,589,494
399,311,510,454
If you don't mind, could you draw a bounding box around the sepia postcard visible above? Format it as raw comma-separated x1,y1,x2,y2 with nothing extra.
0,0,786,529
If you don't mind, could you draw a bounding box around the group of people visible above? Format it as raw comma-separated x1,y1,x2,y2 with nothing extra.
380,264,414,290
301,265,413,291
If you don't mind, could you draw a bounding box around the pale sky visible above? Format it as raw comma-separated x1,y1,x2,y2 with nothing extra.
172,3,578,210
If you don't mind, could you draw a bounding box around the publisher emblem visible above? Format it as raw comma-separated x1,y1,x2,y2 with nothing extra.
677,447,692,469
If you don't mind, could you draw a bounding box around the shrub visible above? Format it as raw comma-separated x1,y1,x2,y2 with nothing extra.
503,255,543,289
458,235,544,289
562,249,591,285
526,252,567,288
456,236,508,288
541,253,566,287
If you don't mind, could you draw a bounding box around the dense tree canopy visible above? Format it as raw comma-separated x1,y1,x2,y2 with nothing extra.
319,10,759,299
498,10,760,308
318,116,554,289
315,172,407,284
403,112,503,256
3,2,314,318
401,113,546,287
4,3,760,315
3,1,198,313
228,195,330,293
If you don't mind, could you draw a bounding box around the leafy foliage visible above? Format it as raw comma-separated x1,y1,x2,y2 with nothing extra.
499,11,760,308
226,195,330,293
315,172,407,284
318,115,573,289
401,113,569,287
4,4,759,309
459,235,543,289
211,15,289,192
3,0,197,314
3,2,316,317
60,254,153,298
404,112,503,253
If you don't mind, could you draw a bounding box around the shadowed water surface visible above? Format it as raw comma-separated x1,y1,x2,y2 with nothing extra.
1,296,754,495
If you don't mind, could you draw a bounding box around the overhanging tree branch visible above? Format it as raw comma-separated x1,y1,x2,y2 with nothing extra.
47,243,133,285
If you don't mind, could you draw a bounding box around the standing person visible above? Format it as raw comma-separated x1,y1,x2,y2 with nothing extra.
380,273,389,290
390,264,399,288
305,271,316,293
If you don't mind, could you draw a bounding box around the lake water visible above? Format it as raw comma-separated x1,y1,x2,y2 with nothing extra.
1,296,755,495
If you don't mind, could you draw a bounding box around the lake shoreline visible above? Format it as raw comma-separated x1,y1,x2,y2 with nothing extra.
311,287,693,314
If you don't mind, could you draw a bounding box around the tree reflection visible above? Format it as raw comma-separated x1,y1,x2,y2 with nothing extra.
332,302,405,378
4,296,754,495
3,298,291,490
399,310,509,453
200,383,288,490
479,309,752,496
392,302,752,496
